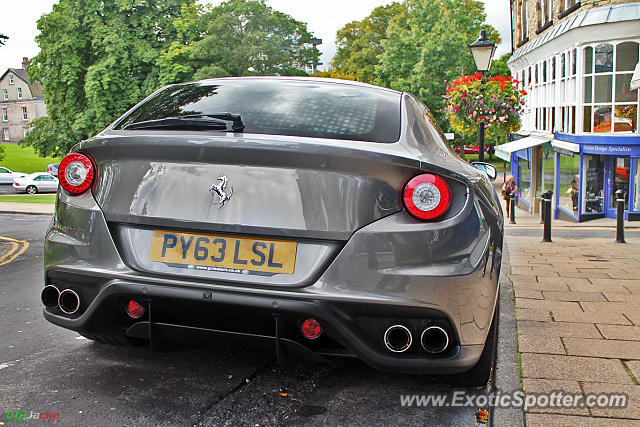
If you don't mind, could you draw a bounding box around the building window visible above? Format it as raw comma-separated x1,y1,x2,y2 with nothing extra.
518,0,528,43
2,89,7,100
8,74,14,84
21,107,28,121
634,161,640,212
582,155,605,213
538,0,553,29
558,153,580,215
582,41,639,134
519,155,532,202
2,128,9,141
23,127,28,138
560,0,578,14
1,108,6,122
17,87,22,99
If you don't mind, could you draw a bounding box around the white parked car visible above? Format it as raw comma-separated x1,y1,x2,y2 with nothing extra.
0,166,28,184
13,172,59,194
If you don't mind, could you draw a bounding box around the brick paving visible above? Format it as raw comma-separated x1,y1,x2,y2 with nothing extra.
506,235,640,425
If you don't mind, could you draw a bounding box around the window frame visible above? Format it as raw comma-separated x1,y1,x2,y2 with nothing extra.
21,106,28,121
1,108,7,122
17,87,22,99
580,40,639,134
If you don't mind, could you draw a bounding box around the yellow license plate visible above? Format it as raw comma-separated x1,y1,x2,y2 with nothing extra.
149,230,297,274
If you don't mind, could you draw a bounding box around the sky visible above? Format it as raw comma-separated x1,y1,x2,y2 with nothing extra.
0,0,512,74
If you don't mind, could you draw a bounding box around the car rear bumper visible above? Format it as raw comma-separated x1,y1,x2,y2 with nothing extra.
44,189,501,374
43,277,487,374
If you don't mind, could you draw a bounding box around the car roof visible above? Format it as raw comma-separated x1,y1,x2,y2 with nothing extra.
191,76,403,95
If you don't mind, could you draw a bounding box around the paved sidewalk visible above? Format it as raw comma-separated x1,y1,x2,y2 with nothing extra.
0,202,54,215
506,235,640,425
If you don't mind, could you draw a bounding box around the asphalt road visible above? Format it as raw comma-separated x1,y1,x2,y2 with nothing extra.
0,213,482,427
0,183,18,194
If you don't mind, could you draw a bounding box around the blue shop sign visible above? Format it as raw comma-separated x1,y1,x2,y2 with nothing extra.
581,144,640,156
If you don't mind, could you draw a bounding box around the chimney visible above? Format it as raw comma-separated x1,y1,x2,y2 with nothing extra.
22,57,29,69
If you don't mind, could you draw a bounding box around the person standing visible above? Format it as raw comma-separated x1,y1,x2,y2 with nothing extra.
502,175,518,216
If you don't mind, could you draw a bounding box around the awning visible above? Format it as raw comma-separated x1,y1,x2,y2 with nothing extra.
551,139,580,156
495,136,551,161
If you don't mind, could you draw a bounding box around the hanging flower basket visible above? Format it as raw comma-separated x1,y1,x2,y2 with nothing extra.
444,73,526,135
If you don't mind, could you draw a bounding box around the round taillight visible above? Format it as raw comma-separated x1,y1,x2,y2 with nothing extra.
300,318,322,339
403,174,451,220
126,300,145,318
58,153,95,194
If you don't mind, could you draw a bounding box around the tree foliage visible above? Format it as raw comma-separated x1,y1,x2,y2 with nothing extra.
331,3,406,84
0,33,7,46
25,0,194,157
158,0,319,84
376,0,501,128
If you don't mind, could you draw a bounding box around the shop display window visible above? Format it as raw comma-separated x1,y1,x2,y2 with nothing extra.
582,155,604,213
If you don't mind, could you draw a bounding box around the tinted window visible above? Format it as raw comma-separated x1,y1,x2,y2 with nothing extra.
116,79,401,143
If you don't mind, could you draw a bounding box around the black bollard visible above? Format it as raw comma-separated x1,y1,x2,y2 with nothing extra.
542,190,553,242
509,193,516,224
616,189,626,243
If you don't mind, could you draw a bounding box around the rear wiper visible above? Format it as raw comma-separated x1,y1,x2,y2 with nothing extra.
181,113,245,132
123,116,229,131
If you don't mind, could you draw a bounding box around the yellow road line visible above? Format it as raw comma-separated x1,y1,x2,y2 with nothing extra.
0,241,19,263
0,236,29,266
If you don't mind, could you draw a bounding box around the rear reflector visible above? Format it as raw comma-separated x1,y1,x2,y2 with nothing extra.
58,153,95,194
126,300,145,318
403,174,451,220
300,318,322,339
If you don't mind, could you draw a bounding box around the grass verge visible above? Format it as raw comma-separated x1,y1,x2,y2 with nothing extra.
0,194,57,204
0,143,61,173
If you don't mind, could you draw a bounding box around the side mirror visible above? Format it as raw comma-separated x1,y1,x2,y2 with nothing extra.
472,162,497,181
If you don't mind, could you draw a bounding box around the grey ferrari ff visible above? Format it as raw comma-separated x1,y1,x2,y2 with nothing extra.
42,77,502,386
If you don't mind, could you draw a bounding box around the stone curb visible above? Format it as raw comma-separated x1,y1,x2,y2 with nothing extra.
491,240,525,427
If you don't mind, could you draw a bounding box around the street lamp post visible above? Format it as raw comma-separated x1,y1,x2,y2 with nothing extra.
468,30,497,162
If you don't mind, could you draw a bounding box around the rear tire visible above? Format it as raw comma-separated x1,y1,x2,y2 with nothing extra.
26,185,38,194
449,300,499,388
80,332,146,346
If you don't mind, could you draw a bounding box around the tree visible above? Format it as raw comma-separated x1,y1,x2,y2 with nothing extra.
376,0,501,128
331,3,406,83
0,33,7,46
24,0,194,157
488,52,512,78
158,0,319,84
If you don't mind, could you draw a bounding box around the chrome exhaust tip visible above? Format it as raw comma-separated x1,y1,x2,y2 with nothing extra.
384,325,412,353
41,285,60,308
58,289,80,315
420,326,449,354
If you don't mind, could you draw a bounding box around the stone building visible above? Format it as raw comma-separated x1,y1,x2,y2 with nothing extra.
502,0,640,221
0,58,47,143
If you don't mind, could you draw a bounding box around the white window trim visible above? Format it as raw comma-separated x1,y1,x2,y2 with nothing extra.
17,87,22,99
513,39,639,136
580,40,640,135
2,128,9,141
21,106,28,121
8,74,14,85
1,108,7,122
2,89,7,101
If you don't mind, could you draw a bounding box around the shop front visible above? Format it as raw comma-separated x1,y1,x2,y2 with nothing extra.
553,133,640,221
500,133,640,221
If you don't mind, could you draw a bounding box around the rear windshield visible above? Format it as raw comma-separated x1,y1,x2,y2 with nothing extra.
115,79,401,143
